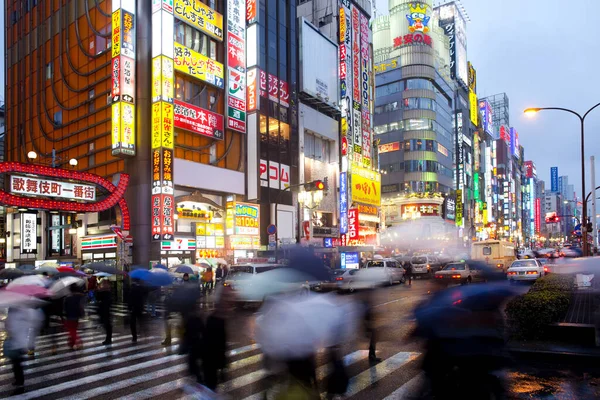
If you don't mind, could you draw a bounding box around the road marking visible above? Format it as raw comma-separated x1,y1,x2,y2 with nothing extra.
374,297,407,308
382,372,425,399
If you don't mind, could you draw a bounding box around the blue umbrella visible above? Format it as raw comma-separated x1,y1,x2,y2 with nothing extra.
174,265,194,275
153,264,168,270
17,264,35,272
130,268,173,287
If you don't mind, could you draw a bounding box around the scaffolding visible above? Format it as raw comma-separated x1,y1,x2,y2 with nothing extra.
481,93,509,139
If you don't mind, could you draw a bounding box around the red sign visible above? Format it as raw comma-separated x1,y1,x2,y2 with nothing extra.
227,32,245,70
341,137,348,156
524,161,534,178
351,7,361,103
247,68,258,112
401,204,440,217
111,56,135,103
379,142,400,154
392,33,432,48
174,100,224,140
535,198,541,233
348,208,359,241
500,126,510,144
0,162,130,230
303,221,310,240
339,45,347,79
258,70,290,107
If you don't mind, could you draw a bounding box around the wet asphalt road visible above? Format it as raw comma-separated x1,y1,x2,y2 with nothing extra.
3,276,600,398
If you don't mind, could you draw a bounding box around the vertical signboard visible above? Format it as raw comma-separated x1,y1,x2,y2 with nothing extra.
360,12,371,168
510,127,519,158
551,167,559,192
348,208,359,243
535,198,541,233
226,0,247,133
21,213,37,254
436,3,468,87
479,99,493,136
339,172,348,234
455,189,463,227
151,0,175,241
351,5,362,164
456,112,464,190
111,1,137,157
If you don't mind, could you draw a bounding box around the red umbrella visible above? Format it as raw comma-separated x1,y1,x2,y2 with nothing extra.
57,266,76,273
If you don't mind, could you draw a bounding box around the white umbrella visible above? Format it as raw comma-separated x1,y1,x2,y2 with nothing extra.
49,277,85,298
256,293,358,359
233,268,313,302
0,291,47,308
7,275,48,288
351,268,389,289
94,272,113,278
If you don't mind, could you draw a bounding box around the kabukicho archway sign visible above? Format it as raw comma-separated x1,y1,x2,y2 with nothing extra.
0,162,131,230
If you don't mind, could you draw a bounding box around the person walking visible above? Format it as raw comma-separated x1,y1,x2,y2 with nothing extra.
215,265,224,284
64,284,86,349
202,304,227,389
404,261,413,286
128,279,147,343
4,307,44,394
96,279,113,345
205,267,214,291
87,275,98,303
183,307,205,384
147,286,159,318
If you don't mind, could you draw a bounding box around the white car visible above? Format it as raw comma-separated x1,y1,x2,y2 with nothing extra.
507,259,547,282
365,259,406,285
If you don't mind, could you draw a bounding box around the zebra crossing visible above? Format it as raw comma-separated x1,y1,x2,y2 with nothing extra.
0,328,423,399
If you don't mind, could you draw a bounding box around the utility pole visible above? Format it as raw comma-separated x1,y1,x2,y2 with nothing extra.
592,156,597,253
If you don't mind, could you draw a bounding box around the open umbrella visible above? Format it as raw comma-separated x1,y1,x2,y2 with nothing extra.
0,291,47,308
131,269,173,287
34,267,59,276
49,277,85,298
17,264,36,272
6,285,51,297
286,250,332,282
86,262,122,275
8,275,48,288
152,264,168,270
0,268,25,280
94,272,113,278
57,266,77,273
173,265,194,275
166,285,202,312
54,270,87,279
129,265,148,271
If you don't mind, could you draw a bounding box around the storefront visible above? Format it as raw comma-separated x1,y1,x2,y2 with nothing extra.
81,234,118,267
160,237,196,267
228,200,261,263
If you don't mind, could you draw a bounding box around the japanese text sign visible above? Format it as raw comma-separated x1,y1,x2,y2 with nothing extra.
173,0,223,41
174,100,224,140
350,164,380,207
174,42,224,89
11,176,96,201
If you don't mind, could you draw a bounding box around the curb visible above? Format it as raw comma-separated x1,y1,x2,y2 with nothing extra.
509,346,600,363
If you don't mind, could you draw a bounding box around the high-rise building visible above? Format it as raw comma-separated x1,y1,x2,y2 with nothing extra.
4,1,252,269
371,0,457,246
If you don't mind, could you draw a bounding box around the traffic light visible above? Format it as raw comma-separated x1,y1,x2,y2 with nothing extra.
304,180,325,191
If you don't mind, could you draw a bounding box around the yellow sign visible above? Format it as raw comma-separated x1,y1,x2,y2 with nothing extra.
152,56,174,103
215,236,225,248
230,236,261,250
341,118,348,137
174,0,223,41
161,102,174,149
151,102,162,150
205,223,215,236
214,224,224,236
469,90,478,126
173,42,224,89
196,224,206,235
339,7,346,43
351,164,381,207
111,102,121,151
111,10,122,58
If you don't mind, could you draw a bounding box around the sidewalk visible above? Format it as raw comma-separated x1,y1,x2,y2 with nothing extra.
508,340,600,364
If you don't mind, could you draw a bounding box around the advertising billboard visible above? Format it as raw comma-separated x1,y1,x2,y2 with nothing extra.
173,42,224,89
173,0,223,41
299,18,339,109
524,161,536,178
436,3,468,87
445,196,456,221
499,125,510,144
173,100,224,140
21,213,37,254
479,99,493,136
551,167,559,192
348,208,359,242
378,142,400,153
360,12,371,167
469,90,478,126
510,127,519,158
234,203,260,235
339,172,348,234
226,0,246,133
535,198,541,233
350,163,381,206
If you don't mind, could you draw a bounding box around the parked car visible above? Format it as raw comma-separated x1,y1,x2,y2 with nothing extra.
314,269,350,291
224,263,293,304
365,259,406,285
506,259,546,282
410,255,441,276
433,261,488,285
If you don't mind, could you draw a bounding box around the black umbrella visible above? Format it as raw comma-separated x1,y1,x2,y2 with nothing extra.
86,262,121,275
17,264,35,272
0,268,25,280
165,285,202,313
286,249,332,282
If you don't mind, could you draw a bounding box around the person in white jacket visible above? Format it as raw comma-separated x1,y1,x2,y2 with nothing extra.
4,307,44,393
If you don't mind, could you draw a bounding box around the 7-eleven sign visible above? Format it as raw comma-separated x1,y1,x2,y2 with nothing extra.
161,238,196,251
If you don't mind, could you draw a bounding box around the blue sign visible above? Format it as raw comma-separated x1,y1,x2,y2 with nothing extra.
551,167,559,192
267,224,277,235
323,238,333,248
339,172,348,234
479,100,493,136
510,127,519,158
341,252,359,269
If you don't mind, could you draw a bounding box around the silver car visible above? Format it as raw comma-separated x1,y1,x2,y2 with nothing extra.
365,259,406,285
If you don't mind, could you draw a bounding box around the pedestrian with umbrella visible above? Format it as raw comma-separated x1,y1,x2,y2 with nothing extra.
128,278,148,343
96,278,113,345
0,268,25,281
64,283,86,350
4,302,44,394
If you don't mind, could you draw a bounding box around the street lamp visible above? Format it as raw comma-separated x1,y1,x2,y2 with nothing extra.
69,158,78,167
524,102,600,256
27,151,37,160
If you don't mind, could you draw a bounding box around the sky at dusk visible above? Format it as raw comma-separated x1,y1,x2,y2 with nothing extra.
375,0,600,198
2,1,600,197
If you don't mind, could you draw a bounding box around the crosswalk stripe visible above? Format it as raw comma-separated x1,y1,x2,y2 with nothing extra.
382,372,425,400
342,352,420,397
56,346,262,400
0,339,180,383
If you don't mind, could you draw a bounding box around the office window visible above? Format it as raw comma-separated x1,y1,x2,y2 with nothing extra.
438,143,449,157
304,132,330,163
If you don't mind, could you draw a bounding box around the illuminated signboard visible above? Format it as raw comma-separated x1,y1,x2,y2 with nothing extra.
226,0,247,134
401,204,440,218
259,159,290,190
524,161,535,178
535,198,541,233
360,12,371,167
436,3,468,87
11,176,96,201
510,127,520,158
378,142,400,153
111,10,122,58
456,189,463,227
479,100,493,136
469,90,478,126
259,70,290,108
499,125,510,144
350,163,381,207
445,197,456,221
247,0,257,23
247,68,258,111
235,202,260,235
392,3,433,48
21,213,37,254
161,238,196,251
348,208,359,242
173,42,224,89
229,235,261,250
174,100,224,140
151,56,174,103
339,172,348,234
173,0,223,41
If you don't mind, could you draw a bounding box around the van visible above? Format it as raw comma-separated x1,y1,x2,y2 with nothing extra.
471,240,516,271
410,255,440,276
365,259,406,285
224,264,300,304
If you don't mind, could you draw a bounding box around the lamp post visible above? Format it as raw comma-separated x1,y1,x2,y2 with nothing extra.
524,103,600,256
27,150,78,169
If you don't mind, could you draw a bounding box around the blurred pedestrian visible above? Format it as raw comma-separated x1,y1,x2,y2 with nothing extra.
202,299,228,389
87,275,98,303
183,306,205,383
4,307,44,394
128,279,147,343
162,288,173,346
405,262,413,286
215,265,224,284
359,289,379,363
147,286,159,317
64,284,86,349
96,279,113,345
183,273,190,283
